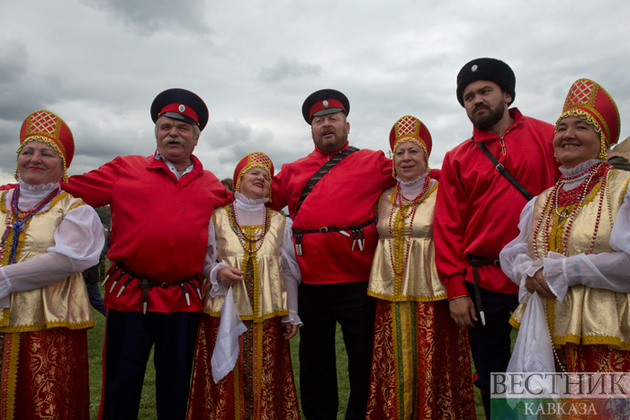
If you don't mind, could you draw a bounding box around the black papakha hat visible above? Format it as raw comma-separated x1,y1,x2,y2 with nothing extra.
301,89,350,124
456,58,516,107
151,88,209,131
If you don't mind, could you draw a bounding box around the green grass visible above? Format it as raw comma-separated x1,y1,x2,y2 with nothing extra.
87,308,348,420
87,297,505,419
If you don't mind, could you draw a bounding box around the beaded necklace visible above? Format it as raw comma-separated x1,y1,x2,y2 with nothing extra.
532,162,614,372
227,202,271,253
387,176,431,276
532,162,610,258
0,186,61,264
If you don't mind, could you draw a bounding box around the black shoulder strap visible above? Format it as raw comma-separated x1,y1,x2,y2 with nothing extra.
476,142,533,201
293,146,358,221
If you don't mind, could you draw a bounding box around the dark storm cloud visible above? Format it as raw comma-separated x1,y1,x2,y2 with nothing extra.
0,41,54,123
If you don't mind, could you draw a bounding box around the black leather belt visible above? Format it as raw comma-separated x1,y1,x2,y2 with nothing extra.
467,255,500,326
292,218,375,256
102,262,203,314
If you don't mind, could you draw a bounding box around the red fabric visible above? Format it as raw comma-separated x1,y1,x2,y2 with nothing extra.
561,79,620,146
159,103,199,125
365,299,476,419
388,115,432,156
1,329,89,420
560,344,630,372
20,110,75,167
186,315,300,420
309,98,346,119
434,109,559,298
63,153,230,312
270,145,395,284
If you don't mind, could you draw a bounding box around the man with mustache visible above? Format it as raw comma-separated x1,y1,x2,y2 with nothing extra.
433,58,558,418
270,89,395,420
62,88,229,420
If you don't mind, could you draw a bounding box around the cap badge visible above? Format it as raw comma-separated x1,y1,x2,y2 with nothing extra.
471,64,478,72
178,104,186,112
322,100,329,108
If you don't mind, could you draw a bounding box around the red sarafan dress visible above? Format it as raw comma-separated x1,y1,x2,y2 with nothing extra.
366,177,476,419
0,185,104,420
187,193,301,420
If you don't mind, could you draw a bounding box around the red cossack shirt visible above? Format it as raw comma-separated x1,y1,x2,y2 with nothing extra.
434,109,559,298
63,153,230,312
271,145,395,285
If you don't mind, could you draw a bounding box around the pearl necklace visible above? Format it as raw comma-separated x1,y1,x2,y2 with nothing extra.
387,177,431,276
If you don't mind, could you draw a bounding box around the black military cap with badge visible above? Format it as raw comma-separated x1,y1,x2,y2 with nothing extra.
301,89,350,124
151,88,209,130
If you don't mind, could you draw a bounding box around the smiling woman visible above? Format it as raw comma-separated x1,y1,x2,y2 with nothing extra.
501,79,630,377
553,116,602,169
187,152,302,420
0,110,104,419
17,141,64,185
239,167,271,200
365,115,476,419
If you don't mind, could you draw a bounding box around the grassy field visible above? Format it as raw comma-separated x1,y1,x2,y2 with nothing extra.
87,309,349,419
87,297,491,419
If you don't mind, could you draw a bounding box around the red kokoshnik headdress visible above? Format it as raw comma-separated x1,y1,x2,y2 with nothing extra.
389,115,432,178
233,152,274,201
16,110,75,182
556,79,620,159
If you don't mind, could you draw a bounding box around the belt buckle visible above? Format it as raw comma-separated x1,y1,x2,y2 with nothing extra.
319,227,329,233
160,282,169,288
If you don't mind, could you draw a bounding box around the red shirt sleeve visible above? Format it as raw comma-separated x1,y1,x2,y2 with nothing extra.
434,151,469,299
270,168,288,212
62,157,121,208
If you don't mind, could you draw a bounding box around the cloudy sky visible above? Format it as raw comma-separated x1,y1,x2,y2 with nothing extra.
1,0,629,184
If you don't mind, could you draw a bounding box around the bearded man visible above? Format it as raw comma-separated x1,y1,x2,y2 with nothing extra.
433,58,559,418
270,89,394,420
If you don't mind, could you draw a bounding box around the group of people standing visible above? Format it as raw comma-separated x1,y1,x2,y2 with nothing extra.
0,55,627,420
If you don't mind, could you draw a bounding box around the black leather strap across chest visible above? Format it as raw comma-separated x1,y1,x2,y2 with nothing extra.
476,141,533,201
292,146,361,256
293,146,358,221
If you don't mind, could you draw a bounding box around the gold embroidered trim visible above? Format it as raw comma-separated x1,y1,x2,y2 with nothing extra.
0,308,8,328
0,191,73,268
5,332,21,420
545,181,603,255
0,320,94,333
253,321,263,418
367,289,447,302
203,308,288,322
